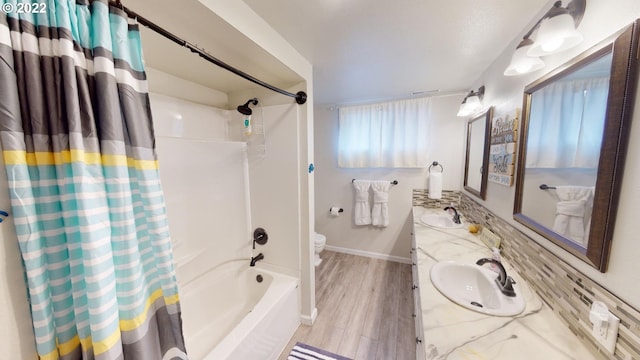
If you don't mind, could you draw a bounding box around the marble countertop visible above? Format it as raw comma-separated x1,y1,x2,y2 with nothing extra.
412,206,598,360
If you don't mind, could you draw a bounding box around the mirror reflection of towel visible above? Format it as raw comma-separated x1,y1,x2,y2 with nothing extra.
552,186,594,245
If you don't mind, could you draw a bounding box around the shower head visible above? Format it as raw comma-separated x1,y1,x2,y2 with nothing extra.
237,98,258,116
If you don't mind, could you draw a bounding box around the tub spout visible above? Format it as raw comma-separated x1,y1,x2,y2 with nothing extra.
250,253,264,267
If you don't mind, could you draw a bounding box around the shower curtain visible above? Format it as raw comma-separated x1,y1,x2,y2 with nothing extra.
0,1,187,359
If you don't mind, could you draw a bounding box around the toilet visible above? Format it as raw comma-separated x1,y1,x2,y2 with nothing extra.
314,232,327,267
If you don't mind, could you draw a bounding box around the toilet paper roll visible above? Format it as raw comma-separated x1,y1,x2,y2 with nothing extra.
330,207,342,217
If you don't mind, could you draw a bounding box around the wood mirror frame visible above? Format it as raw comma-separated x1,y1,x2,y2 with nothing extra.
513,20,640,272
464,107,493,200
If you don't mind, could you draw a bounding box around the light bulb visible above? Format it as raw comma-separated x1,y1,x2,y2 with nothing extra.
516,63,533,74
504,38,545,76
541,38,564,52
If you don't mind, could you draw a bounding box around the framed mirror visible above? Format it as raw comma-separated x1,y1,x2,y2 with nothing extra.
514,20,639,272
464,108,492,199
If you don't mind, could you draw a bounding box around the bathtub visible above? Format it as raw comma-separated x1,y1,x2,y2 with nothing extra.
179,259,300,360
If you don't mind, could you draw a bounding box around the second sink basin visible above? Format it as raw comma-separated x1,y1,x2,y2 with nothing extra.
430,261,525,316
420,213,464,229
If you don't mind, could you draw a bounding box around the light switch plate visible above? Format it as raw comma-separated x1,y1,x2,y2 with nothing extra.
592,310,620,354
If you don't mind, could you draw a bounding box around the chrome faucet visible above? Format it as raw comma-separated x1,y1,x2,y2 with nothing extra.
475,258,516,297
443,206,461,224
250,253,264,267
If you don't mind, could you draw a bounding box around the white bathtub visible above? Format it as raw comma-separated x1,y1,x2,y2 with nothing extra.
179,260,300,360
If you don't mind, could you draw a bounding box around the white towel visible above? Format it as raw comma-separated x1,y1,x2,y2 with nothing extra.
428,172,442,199
371,181,391,227
353,180,371,225
552,186,594,246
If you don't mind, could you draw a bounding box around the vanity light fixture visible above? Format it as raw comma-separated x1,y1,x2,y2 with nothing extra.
504,0,586,76
504,38,546,76
456,86,485,117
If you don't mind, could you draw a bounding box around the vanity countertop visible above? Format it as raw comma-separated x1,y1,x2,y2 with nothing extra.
412,206,598,360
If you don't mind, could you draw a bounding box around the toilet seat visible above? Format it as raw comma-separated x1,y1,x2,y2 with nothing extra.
314,233,326,267
314,233,326,246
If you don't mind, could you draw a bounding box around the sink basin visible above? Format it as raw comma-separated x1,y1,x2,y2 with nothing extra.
430,261,525,316
420,213,464,229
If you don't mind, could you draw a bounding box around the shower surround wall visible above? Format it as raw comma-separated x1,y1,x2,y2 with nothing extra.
228,103,302,277
151,92,303,282
152,93,251,284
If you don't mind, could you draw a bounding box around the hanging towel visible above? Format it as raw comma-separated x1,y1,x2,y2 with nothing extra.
353,180,372,225
428,172,443,199
371,181,391,227
552,186,594,246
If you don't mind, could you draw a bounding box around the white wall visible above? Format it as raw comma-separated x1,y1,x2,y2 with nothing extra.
147,67,229,109
466,0,640,309
314,94,466,261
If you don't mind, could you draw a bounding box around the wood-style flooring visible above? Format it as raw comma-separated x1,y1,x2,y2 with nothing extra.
278,251,416,360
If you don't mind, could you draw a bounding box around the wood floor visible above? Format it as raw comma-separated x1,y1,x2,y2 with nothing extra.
278,251,416,360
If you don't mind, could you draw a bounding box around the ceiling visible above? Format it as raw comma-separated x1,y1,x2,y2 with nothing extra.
242,0,551,105
126,0,553,106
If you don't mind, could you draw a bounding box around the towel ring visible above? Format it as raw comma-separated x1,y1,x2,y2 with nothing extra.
428,161,443,173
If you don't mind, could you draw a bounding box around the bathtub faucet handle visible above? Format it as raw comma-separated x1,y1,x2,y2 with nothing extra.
253,228,269,249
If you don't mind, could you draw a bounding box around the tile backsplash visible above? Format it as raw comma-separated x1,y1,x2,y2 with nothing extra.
412,190,460,208
413,189,640,359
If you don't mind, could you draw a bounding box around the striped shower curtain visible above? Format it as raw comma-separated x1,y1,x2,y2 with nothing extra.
0,1,187,359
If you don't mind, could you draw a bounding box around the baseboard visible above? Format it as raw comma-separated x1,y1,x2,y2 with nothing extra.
300,307,317,326
324,245,411,264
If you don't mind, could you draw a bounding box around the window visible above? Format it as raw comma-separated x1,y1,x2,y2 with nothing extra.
338,97,431,168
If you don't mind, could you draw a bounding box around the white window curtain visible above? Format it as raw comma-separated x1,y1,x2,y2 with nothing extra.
526,77,609,168
338,97,431,168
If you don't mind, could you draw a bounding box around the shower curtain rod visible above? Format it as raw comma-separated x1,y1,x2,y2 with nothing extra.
110,1,308,105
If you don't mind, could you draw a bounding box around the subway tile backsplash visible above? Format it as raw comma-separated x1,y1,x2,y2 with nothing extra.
413,189,640,360
412,190,460,208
